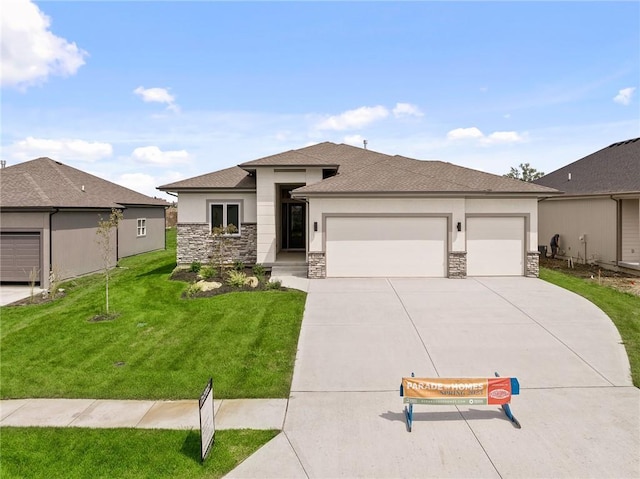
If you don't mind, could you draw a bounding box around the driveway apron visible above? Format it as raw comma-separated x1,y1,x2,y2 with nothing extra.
228,277,639,479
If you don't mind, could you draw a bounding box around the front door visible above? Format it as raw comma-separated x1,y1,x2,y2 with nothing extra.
282,202,306,250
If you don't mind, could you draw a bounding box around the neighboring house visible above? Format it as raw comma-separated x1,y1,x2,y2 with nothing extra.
0,157,168,289
158,142,559,279
534,137,640,271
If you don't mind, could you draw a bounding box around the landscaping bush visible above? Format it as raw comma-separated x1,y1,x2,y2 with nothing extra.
189,261,202,273
226,270,247,288
232,260,245,272
199,265,217,280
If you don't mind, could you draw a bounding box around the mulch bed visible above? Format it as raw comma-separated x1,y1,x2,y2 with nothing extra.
170,267,283,298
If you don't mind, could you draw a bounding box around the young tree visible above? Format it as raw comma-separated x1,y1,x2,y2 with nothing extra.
504,163,544,182
96,208,123,315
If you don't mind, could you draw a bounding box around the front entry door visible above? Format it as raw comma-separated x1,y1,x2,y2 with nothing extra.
282,203,306,250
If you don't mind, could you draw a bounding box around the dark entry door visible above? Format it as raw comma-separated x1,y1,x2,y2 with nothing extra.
282,203,305,250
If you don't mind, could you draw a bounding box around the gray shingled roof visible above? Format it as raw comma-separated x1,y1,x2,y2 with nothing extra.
158,165,256,190
0,158,168,209
292,154,559,195
533,138,640,195
158,141,560,196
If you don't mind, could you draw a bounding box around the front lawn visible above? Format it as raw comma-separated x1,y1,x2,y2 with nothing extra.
540,267,640,387
0,427,278,479
0,229,307,399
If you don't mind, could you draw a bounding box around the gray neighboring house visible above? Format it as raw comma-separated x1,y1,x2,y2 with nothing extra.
159,142,559,279
534,137,640,271
0,157,168,289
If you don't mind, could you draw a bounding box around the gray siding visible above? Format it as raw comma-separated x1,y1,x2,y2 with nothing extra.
51,210,115,280
538,197,617,266
119,207,166,257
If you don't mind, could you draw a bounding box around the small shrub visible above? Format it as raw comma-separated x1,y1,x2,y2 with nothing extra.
232,260,245,272
252,264,266,277
226,270,247,288
186,283,202,297
266,280,282,290
199,265,217,280
190,262,202,273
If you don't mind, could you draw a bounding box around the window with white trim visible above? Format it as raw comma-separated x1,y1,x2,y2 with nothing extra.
137,218,147,237
210,203,241,234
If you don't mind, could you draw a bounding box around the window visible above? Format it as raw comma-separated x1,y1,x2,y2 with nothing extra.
137,218,147,237
210,203,241,234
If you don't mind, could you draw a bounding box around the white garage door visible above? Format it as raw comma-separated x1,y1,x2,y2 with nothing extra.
467,217,524,276
326,216,447,277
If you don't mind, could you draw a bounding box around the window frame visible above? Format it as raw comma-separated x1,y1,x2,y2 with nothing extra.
136,218,147,237
209,202,242,236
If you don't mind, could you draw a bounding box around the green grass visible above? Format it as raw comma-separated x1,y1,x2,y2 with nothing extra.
540,267,640,387
0,229,307,399
0,427,278,479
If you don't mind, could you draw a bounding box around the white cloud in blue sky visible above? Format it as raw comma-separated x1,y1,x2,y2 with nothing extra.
133,86,179,113
1,1,638,199
613,87,636,106
1,0,87,89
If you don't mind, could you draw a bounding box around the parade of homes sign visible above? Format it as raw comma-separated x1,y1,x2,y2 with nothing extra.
199,378,215,462
401,376,514,406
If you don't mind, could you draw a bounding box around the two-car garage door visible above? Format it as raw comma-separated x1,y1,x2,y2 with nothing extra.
326,216,447,277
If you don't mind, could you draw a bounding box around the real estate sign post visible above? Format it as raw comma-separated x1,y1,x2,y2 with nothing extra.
199,378,215,462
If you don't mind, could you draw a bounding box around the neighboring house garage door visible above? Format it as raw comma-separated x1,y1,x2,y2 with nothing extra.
467,217,524,276
0,232,41,283
326,216,447,277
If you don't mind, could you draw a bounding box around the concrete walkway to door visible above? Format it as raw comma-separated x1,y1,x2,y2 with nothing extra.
226,277,639,479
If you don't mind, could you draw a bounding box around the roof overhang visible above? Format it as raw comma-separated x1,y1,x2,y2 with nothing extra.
290,190,562,199
156,187,257,194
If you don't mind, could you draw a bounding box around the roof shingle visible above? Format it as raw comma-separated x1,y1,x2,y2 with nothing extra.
0,158,168,208
534,138,640,195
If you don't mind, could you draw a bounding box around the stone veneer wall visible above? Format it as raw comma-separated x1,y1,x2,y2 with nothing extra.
177,223,257,265
448,252,467,278
308,252,326,279
526,251,540,277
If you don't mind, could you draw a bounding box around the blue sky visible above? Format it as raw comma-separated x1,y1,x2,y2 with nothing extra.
2,1,638,200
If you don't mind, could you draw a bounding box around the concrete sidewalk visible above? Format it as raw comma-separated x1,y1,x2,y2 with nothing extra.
0,398,287,430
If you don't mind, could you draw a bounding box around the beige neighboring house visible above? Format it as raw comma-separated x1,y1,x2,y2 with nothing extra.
0,157,168,289
159,142,559,279
534,137,640,272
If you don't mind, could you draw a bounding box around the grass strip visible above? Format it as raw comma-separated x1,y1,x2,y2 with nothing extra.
0,427,278,479
540,267,640,387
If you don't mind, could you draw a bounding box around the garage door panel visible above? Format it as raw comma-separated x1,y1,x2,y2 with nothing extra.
326,217,447,277
0,233,41,282
467,217,524,276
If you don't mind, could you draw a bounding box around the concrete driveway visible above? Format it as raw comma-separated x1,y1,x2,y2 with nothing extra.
227,278,639,478
0,285,43,306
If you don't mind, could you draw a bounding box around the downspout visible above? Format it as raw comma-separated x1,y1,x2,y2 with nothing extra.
612,195,620,266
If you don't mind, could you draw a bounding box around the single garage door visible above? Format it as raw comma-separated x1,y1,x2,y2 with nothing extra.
467,217,524,276
0,233,41,283
326,216,447,277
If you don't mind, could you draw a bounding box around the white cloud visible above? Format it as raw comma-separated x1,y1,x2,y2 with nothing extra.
131,146,190,166
10,137,112,162
447,127,484,140
316,105,389,131
134,86,179,112
446,127,524,145
343,134,366,146
613,87,636,105
111,171,184,200
484,131,524,143
1,0,87,89
392,102,424,118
